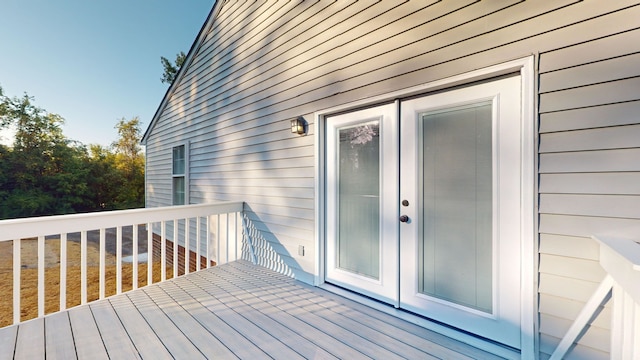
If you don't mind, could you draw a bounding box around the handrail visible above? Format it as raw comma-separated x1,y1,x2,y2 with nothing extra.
0,202,244,326
0,202,243,240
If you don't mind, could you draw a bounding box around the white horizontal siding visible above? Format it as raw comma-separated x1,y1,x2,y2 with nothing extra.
540,173,640,195
539,234,599,261
538,7,640,356
144,1,640,357
540,194,640,218
540,101,640,133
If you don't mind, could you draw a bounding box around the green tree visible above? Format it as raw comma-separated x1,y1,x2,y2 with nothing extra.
0,87,146,219
0,86,9,127
85,144,120,210
160,51,186,84
0,90,93,218
112,117,145,209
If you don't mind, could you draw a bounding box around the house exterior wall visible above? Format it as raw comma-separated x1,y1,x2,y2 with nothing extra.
144,1,640,358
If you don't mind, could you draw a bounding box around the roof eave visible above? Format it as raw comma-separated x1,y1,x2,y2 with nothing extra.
141,0,224,145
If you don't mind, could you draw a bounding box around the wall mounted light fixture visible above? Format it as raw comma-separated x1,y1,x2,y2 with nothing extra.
291,117,307,135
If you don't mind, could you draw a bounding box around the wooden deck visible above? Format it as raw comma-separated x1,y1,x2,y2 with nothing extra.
0,261,504,359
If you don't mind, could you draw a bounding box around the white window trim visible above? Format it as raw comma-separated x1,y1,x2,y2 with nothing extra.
314,56,536,359
172,141,190,205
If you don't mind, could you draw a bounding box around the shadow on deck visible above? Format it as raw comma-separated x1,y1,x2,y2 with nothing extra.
0,260,504,359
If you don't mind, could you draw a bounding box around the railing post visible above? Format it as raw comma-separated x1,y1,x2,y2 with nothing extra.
611,283,640,359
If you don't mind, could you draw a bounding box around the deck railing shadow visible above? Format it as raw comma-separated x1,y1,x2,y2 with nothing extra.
0,201,244,326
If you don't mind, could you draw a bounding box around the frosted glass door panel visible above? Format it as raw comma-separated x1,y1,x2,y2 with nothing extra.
326,103,398,305
419,103,493,313
337,122,380,279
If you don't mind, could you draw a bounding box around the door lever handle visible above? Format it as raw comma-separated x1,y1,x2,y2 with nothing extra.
399,215,409,223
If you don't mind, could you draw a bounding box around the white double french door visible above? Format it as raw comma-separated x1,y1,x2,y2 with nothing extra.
325,76,523,349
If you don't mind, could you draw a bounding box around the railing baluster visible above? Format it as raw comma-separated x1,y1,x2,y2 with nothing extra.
218,214,225,265
38,236,45,318
161,220,166,282
81,231,87,305
13,238,21,325
99,228,106,299
133,224,138,290
147,222,152,285
116,226,122,294
207,216,211,269
220,214,224,264
173,219,178,278
230,213,237,262
196,218,201,272
227,213,231,262
59,233,67,311
184,218,190,275
0,201,244,325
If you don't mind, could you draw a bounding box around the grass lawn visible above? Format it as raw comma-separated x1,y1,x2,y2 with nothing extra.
0,239,173,328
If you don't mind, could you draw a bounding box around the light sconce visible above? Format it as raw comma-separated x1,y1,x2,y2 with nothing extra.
291,117,307,135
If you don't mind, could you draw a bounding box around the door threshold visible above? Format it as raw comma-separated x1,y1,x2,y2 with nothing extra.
319,282,521,360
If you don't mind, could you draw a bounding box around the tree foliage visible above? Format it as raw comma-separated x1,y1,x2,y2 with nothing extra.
160,51,186,84
0,86,145,219
112,117,145,209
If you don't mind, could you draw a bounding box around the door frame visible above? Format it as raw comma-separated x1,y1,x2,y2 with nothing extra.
314,56,536,359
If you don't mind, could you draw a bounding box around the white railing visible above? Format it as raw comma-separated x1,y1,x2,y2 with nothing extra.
0,202,244,326
550,235,640,359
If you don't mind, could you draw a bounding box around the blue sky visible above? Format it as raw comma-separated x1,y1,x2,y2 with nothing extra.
0,0,215,147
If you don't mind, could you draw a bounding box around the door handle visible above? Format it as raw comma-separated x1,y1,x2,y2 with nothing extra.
399,215,409,223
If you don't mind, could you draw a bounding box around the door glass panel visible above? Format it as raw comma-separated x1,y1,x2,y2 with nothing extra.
337,121,380,279
419,102,493,313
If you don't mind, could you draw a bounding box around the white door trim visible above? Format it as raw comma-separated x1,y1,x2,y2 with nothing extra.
314,56,536,359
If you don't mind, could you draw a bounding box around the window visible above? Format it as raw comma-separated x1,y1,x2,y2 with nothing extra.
172,144,187,205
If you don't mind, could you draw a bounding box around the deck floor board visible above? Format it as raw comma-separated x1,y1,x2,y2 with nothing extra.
13,318,44,359
44,311,77,360
167,277,268,359
90,300,141,359
108,294,173,360
146,282,239,359
127,287,207,359
68,305,108,360
190,272,367,359
1,260,508,359
0,324,17,360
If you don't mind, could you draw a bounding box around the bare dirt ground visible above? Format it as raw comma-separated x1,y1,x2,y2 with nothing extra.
0,239,171,328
